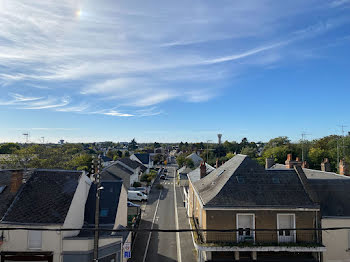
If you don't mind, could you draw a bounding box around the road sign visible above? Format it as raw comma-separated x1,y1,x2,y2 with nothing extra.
123,242,131,252
124,251,131,258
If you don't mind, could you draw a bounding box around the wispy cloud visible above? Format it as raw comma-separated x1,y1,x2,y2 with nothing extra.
0,0,349,118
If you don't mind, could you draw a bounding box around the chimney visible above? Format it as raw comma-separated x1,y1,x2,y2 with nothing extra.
265,157,275,169
285,154,302,169
10,170,24,193
339,159,349,176
321,158,331,172
200,162,206,179
216,158,219,168
302,161,309,169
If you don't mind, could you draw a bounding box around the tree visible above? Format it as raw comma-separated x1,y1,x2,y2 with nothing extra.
124,151,130,157
176,155,186,167
185,158,194,169
226,152,235,159
240,147,257,158
0,143,20,154
153,154,163,164
128,139,138,151
154,142,161,149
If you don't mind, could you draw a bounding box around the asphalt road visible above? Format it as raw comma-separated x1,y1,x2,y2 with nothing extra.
130,167,177,262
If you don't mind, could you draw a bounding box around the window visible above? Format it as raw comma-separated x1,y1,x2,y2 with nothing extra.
236,214,255,242
0,185,6,194
28,230,42,249
277,214,295,243
100,208,109,217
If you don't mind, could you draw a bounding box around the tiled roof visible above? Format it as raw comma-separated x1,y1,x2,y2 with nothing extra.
2,170,82,224
118,158,142,170
84,181,123,225
188,163,215,182
309,179,350,217
133,153,150,165
192,155,316,208
0,171,17,219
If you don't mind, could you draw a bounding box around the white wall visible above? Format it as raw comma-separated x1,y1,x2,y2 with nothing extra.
322,218,350,262
63,174,92,237
0,225,63,262
114,185,128,228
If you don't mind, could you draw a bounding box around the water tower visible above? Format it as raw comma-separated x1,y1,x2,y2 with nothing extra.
217,134,222,145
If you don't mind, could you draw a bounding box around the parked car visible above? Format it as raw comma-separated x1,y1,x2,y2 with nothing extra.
127,201,141,207
129,186,149,195
160,174,166,180
128,191,148,201
164,169,168,173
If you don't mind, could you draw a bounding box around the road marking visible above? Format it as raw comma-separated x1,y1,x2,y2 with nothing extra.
142,190,162,262
173,167,182,262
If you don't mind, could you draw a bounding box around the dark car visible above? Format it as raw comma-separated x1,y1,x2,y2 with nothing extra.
164,168,168,173
160,174,166,180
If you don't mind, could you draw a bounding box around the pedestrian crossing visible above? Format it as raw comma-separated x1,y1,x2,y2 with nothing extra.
162,182,173,185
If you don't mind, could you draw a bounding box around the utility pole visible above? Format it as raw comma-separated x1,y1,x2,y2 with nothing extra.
92,155,102,262
206,140,212,163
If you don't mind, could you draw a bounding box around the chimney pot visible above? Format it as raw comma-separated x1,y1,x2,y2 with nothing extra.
339,159,349,176
200,162,207,179
10,170,24,193
216,158,219,168
296,157,300,162
287,154,292,161
321,158,331,172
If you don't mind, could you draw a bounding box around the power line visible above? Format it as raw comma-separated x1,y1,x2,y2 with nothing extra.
1,227,350,232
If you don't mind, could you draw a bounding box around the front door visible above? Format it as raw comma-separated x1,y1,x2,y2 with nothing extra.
277,214,295,243
237,214,254,243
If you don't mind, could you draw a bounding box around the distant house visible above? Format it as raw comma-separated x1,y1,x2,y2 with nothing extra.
188,155,325,262
116,157,147,186
0,169,128,262
186,153,203,168
177,166,194,186
102,162,136,188
130,153,153,172
100,155,113,167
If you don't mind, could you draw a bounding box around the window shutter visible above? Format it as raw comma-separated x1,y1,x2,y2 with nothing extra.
28,230,42,249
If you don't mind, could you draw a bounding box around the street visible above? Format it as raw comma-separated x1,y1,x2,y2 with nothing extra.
130,167,196,262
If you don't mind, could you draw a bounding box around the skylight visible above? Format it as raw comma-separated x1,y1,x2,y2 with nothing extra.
217,170,225,177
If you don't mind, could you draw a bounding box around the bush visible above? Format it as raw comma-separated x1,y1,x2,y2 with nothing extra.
140,174,148,182
133,181,142,187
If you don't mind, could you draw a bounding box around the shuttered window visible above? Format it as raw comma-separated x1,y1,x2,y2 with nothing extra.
28,230,42,249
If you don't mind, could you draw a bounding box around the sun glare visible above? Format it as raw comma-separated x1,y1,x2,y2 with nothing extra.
76,9,82,17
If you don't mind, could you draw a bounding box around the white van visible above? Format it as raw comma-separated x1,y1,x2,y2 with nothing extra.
128,190,148,202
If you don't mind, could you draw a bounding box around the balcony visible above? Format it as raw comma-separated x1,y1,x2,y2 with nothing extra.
190,218,325,252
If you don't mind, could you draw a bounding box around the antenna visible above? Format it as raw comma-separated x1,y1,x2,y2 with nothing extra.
22,132,29,143
338,125,347,159
300,132,311,162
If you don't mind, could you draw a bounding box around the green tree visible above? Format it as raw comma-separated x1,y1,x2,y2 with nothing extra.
154,142,161,149
240,147,257,158
185,158,194,169
176,155,186,167
0,143,20,154
124,151,130,157
128,139,138,151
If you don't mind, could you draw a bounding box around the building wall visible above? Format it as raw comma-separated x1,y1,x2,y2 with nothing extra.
322,218,350,262
63,173,92,238
114,185,128,228
203,210,316,243
0,225,63,262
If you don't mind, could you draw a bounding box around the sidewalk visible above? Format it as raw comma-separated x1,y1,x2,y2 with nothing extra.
175,185,197,262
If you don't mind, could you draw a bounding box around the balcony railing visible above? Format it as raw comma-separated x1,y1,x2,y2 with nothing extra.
191,218,321,247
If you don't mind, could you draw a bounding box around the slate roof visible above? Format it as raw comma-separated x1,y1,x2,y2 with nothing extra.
2,169,82,224
188,163,215,182
309,179,350,217
192,155,317,208
133,153,150,165
119,157,146,171
186,153,203,166
101,155,113,162
84,181,123,225
0,171,17,219
270,163,349,179
102,163,134,187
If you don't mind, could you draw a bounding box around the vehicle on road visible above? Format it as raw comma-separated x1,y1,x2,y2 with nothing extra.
127,201,141,207
160,174,166,180
128,190,148,201
129,186,149,195
164,168,168,173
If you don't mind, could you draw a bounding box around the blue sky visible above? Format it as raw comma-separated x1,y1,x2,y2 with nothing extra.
0,0,350,143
